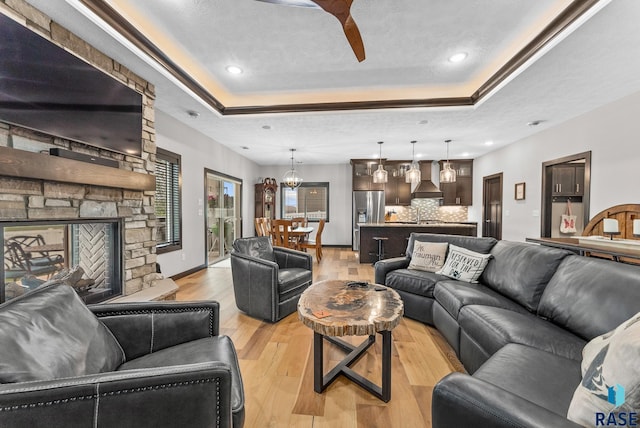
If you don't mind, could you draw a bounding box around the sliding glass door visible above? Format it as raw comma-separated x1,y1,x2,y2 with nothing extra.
205,170,242,265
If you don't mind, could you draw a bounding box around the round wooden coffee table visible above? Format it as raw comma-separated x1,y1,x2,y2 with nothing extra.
297,279,404,402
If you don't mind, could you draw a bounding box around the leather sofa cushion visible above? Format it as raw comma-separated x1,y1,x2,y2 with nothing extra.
278,268,312,301
0,283,125,383
232,236,275,261
481,241,570,312
118,336,244,426
458,305,586,361
405,233,497,262
538,255,640,340
474,343,581,417
434,280,529,319
385,269,448,298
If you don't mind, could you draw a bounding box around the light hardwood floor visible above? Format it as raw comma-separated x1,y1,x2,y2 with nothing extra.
176,247,464,428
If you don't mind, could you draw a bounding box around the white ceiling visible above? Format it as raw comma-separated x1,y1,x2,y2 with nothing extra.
22,0,640,165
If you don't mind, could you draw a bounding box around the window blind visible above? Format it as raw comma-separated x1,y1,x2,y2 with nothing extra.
155,149,181,252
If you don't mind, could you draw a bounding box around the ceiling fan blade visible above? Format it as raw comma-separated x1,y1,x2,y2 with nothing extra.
254,0,321,8
311,0,366,62
342,16,365,62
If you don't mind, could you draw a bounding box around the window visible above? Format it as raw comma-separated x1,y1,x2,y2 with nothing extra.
155,148,182,253
281,182,329,222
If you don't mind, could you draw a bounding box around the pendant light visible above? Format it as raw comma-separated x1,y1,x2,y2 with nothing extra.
440,139,457,183
372,141,388,184
405,140,421,184
282,148,303,189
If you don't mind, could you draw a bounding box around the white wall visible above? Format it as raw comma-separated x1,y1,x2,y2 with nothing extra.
259,164,353,246
155,110,261,277
471,90,640,242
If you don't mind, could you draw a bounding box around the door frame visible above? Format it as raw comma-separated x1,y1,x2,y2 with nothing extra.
541,151,591,237
204,168,243,265
482,172,503,239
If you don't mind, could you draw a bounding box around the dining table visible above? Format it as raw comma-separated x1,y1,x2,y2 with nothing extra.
289,226,314,245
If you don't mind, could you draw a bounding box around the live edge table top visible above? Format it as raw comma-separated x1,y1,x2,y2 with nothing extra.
297,279,404,337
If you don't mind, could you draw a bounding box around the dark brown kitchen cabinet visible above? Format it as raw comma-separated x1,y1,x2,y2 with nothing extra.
552,163,584,196
384,161,412,206
438,159,473,206
351,159,385,191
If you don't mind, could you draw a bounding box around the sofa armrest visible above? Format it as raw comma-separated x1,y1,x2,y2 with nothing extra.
91,301,220,361
432,373,582,428
0,362,235,428
274,246,313,270
374,257,410,285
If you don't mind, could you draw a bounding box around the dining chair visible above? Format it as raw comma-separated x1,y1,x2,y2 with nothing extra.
271,219,298,250
300,219,325,262
255,218,265,236
291,217,307,228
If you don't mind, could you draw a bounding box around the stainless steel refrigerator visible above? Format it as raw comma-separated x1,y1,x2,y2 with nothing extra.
352,190,385,251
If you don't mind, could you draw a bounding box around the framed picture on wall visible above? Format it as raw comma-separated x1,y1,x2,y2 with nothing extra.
515,182,526,200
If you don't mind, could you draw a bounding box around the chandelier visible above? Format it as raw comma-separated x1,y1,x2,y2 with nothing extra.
440,139,457,183
405,140,421,185
282,148,303,189
372,141,388,184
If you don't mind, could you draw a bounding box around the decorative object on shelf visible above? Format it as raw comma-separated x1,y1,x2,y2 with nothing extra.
254,0,365,62
372,141,388,184
603,218,621,240
634,219,640,237
440,139,457,183
282,149,303,189
515,182,526,200
405,140,421,186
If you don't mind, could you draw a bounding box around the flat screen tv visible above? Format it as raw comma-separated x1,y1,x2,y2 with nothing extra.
0,13,143,157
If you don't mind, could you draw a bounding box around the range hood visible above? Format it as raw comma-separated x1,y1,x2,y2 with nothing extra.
411,180,443,198
411,162,444,198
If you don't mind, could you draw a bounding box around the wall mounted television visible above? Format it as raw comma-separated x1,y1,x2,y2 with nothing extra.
0,13,143,157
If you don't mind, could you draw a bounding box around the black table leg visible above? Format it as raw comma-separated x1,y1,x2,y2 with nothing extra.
312,330,393,402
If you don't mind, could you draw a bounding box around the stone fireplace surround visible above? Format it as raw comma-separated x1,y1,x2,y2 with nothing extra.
0,0,163,298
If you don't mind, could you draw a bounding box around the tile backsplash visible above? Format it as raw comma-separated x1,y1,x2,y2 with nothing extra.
386,199,468,222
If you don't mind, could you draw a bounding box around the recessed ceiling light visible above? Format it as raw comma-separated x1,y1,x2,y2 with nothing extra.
448,52,468,63
418,119,429,125
485,141,494,146
262,125,272,130
187,110,199,118
225,65,243,75
461,152,470,157
241,146,249,150
527,120,544,127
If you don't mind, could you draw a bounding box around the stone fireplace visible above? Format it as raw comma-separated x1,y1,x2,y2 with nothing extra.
0,0,162,302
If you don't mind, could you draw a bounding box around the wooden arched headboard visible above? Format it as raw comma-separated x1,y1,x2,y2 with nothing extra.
582,204,640,240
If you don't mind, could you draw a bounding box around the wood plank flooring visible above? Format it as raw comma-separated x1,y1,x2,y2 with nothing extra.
175,247,464,428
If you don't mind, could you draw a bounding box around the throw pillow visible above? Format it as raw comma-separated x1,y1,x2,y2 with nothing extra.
408,241,448,272
436,244,492,283
567,312,640,426
0,282,125,383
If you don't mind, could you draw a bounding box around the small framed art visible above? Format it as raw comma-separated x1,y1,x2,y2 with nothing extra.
515,182,526,200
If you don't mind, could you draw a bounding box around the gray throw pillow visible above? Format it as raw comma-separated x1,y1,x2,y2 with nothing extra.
567,312,640,426
408,241,448,272
436,244,492,283
0,283,125,383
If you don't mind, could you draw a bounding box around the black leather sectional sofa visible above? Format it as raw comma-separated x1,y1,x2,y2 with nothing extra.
374,233,640,427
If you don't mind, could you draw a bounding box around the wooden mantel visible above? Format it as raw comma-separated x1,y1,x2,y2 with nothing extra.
0,146,155,191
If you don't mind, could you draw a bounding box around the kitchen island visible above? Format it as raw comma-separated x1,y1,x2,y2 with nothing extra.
359,222,478,263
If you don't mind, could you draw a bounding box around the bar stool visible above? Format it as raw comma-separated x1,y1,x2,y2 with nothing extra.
372,236,389,265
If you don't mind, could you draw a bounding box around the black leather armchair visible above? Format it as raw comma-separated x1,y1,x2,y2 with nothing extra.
231,236,313,322
0,282,244,428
